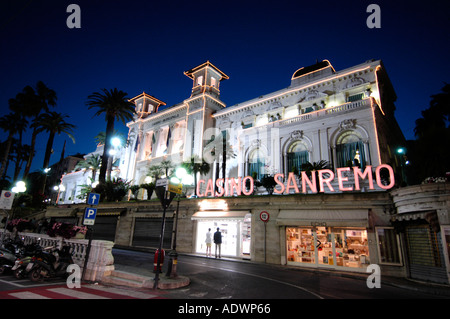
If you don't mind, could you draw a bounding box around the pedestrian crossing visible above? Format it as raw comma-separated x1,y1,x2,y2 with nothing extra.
0,284,166,299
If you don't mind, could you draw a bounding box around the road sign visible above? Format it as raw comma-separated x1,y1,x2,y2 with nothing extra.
156,179,168,187
83,207,97,225
0,190,15,210
168,183,182,195
260,211,270,222
87,193,100,205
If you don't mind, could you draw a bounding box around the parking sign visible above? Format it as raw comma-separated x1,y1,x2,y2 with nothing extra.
83,207,97,225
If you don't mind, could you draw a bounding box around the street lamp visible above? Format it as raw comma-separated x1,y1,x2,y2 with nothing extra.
107,136,122,180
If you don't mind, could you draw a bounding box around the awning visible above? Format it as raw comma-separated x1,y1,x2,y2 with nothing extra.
276,210,369,227
391,210,434,222
192,211,250,220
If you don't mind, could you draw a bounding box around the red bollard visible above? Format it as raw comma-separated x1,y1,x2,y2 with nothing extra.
153,249,165,273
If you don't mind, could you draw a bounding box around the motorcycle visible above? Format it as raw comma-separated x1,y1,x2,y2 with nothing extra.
12,243,45,279
28,245,75,282
0,248,16,274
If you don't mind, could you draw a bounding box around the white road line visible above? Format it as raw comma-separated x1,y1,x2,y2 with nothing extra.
47,287,109,299
183,260,324,299
0,278,24,287
86,284,158,299
9,291,51,299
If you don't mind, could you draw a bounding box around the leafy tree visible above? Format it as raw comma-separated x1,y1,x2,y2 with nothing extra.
86,88,135,183
409,83,450,183
74,154,102,181
181,156,211,194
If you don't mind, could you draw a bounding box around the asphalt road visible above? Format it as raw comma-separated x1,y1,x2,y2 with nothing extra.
111,248,448,300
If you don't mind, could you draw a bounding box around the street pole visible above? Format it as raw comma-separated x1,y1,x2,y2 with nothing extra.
153,189,168,290
166,197,180,278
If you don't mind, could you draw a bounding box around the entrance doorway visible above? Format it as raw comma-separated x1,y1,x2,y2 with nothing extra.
195,214,251,258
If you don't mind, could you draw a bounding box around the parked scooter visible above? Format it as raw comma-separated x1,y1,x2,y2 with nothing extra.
28,245,74,282
0,248,16,274
12,243,44,279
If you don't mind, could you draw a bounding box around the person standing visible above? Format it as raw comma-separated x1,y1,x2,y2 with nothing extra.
205,228,212,257
214,227,222,258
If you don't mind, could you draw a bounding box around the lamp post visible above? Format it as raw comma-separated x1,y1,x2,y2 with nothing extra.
396,147,408,185
165,167,189,278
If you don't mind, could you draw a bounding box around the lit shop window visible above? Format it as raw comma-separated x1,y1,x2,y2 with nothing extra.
286,227,370,269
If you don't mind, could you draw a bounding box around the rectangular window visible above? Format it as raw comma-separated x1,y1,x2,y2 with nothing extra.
347,93,364,102
376,227,402,265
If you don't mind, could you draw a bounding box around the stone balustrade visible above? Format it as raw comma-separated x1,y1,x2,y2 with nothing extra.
0,229,114,282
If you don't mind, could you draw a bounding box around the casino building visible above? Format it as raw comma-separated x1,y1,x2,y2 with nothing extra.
55,59,450,282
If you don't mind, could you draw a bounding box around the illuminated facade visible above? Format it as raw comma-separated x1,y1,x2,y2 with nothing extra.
123,59,405,195
56,59,450,282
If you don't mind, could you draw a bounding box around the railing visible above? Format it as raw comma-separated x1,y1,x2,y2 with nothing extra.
0,230,114,282
277,98,372,127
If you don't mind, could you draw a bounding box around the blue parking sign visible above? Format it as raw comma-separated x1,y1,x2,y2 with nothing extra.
87,193,100,205
84,207,97,225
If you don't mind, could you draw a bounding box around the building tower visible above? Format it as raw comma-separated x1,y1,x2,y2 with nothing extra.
182,61,229,161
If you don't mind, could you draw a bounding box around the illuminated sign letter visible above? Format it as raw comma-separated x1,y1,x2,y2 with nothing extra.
230,177,242,196
242,176,254,195
197,179,205,197
375,164,395,190
301,171,317,193
215,178,225,197
353,166,374,190
273,173,285,194
318,169,335,193
205,179,214,197
285,172,300,194
337,167,353,192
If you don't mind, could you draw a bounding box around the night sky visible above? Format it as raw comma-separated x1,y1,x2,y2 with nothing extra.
1,0,449,178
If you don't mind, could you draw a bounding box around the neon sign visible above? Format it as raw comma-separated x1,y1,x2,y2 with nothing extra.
196,164,395,197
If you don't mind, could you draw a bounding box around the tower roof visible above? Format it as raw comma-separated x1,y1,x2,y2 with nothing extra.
128,92,166,106
184,61,229,81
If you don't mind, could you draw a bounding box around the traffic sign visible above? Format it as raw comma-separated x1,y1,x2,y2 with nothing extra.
168,183,182,195
156,179,168,187
0,190,15,210
260,211,270,222
83,207,97,225
87,193,100,205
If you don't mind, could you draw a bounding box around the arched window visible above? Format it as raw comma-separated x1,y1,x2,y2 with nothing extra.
247,148,265,180
287,141,309,172
335,131,366,168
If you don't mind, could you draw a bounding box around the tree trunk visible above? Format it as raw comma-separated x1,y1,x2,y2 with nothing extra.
0,133,13,179
22,128,38,180
99,116,115,183
39,131,55,194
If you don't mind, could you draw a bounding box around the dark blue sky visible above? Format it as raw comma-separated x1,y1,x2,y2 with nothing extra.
1,0,449,178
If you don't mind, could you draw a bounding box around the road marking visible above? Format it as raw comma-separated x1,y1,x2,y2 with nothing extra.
47,287,109,299
86,284,159,299
183,260,324,299
9,291,51,299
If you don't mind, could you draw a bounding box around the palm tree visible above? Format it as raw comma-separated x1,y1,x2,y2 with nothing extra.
38,111,76,193
181,156,211,195
74,154,102,181
86,88,135,183
12,81,57,180
300,160,330,179
0,112,28,179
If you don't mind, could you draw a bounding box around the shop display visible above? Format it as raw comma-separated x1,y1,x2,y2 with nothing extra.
286,226,370,269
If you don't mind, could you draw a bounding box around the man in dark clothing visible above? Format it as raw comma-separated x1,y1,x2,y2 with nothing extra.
214,227,222,258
